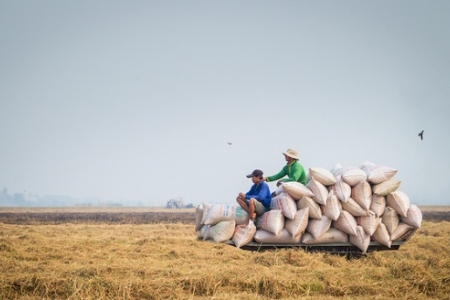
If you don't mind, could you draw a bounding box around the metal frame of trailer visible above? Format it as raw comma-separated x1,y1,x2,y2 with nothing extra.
223,227,417,259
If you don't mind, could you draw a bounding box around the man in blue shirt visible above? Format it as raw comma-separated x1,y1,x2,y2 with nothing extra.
236,169,271,222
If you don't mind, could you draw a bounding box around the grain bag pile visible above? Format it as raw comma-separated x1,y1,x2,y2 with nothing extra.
195,160,422,252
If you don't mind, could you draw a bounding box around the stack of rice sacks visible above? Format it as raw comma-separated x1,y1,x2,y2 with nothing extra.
195,160,422,252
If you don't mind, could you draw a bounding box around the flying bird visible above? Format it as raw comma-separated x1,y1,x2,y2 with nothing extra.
227,142,232,145
418,130,424,140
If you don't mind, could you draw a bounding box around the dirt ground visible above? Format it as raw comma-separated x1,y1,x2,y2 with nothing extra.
0,209,448,225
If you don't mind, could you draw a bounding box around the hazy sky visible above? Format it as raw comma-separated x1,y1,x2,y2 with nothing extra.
1,1,449,206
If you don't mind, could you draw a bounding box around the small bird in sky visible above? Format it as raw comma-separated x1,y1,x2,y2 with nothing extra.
418,130,424,140
227,142,232,145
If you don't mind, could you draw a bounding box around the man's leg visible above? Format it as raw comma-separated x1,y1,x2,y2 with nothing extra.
235,196,252,227
248,199,257,221
236,196,250,214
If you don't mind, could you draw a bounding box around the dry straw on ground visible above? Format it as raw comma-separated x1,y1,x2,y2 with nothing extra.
0,211,449,299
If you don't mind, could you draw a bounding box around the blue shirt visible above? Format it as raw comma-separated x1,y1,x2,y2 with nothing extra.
245,181,271,211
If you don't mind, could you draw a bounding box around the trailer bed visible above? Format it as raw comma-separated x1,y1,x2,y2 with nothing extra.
223,227,417,258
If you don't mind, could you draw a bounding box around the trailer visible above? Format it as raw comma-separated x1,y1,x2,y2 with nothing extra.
222,227,417,258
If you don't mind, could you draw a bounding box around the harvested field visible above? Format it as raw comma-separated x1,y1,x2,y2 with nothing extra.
0,207,449,299
0,210,195,224
0,220,449,299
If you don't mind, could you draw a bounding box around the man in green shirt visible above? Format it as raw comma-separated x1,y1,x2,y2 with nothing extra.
263,148,307,187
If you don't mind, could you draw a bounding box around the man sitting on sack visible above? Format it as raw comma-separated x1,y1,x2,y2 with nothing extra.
236,169,271,222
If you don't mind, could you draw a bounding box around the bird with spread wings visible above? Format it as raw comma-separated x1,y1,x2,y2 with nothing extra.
418,130,424,140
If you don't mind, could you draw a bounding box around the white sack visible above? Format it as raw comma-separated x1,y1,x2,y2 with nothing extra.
360,160,398,184
342,197,368,217
297,195,322,220
321,190,341,221
280,181,314,200
201,202,212,224
330,162,344,177
341,167,367,186
309,167,337,186
351,180,372,210
349,225,370,253
391,222,415,241
387,191,410,217
208,220,236,243
232,220,257,249
372,180,401,196
382,206,399,235
254,229,302,244
332,175,351,203
307,178,328,205
257,209,285,235
372,223,391,248
194,204,204,231
270,192,297,220
400,204,422,228
357,211,380,236
370,194,386,217
302,228,348,244
198,224,211,239
285,207,309,238
333,210,358,236
203,203,249,226
307,215,332,239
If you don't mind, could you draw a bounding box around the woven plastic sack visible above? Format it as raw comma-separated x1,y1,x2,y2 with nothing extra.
360,160,398,184
400,204,422,228
333,210,358,236
279,181,314,200
351,180,372,210
381,206,399,235
342,197,368,217
332,175,351,203
254,229,302,244
198,224,211,239
307,178,328,205
372,223,391,248
203,204,249,225
330,162,344,177
391,222,414,241
370,194,386,217
270,192,297,220
297,195,322,220
208,220,236,243
285,207,309,238
387,191,410,217
350,225,370,253
302,228,348,244
321,190,341,221
256,209,285,235
357,211,380,236
341,167,367,186
307,215,332,239
194,204,204,231
309,167,336,186
201,202,212,224
232,220,257,249
372,180,401,196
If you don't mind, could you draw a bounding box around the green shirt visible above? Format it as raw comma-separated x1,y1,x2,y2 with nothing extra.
267,160,307,185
